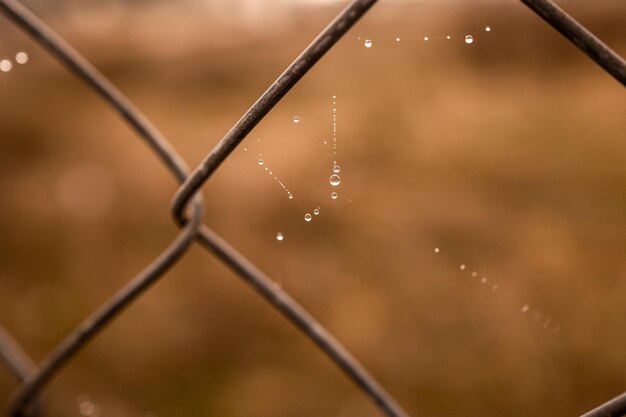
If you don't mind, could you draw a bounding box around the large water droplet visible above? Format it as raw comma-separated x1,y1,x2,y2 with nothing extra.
329,174,341,186
333,165,341,173
364,39,373,48
465,35,474,44
314,208,320,215
276,232,284,241
293,116,300,124
304,213,312,222
258,159,264,165
0,59,13,73
331,192,338,200
15,52,28,65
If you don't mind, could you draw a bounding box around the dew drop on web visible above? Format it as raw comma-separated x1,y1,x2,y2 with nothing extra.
0,59,13,73
15,51,28,64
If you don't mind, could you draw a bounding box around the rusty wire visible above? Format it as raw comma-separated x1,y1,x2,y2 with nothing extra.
1,0,625,416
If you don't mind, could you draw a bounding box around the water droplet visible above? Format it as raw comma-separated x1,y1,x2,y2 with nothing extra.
396,37,401,42
471,271,477,277
459,264,466,271
485,26,491,32
480,277,487,284
423,36,429,41
521,305,530,314
333,165,340,173
0,59,13,73
434,247,440,253
276,232,284,241
258,159,264,165
314,208,320,215
492,284,499,291
465,35,474,44
243,147,247,151
15,51,28,64
288,193,294,200
323,140,328,145
331,192,338,200
446,35,451,40
293,116,300,124
329,174,341,186
364,39,373,48
304,213,312,222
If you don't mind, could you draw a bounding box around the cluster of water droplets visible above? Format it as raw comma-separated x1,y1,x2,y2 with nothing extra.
245,139,294,202
329,94,341,192
0,51,29,74
361,25,492,49
430,248,560,333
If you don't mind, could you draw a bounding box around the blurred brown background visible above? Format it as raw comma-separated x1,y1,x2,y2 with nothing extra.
1,0,625,416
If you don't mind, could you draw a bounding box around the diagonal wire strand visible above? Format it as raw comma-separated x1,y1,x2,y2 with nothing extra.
580,393,626,417
0,1,411,417
0,325,42,417
518,0,626,85
0,324,36,382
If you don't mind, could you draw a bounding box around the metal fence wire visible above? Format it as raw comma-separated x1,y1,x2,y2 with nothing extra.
0,0,625,416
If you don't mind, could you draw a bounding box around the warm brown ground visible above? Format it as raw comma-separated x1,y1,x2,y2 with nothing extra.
0,1,625,416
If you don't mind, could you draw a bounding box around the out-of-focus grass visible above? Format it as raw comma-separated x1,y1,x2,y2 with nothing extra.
0,1,625,416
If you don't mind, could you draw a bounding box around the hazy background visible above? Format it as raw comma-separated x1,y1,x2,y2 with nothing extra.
1,0,625,416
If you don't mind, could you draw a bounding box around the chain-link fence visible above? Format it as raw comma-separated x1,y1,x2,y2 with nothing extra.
0,0,624,416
